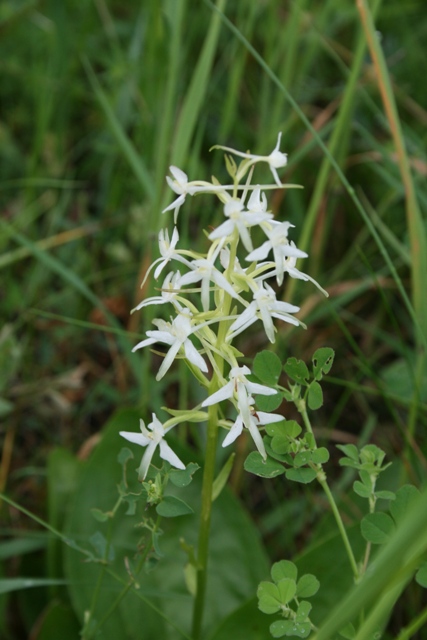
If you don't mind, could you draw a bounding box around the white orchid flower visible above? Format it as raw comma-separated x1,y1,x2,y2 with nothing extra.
140,227,192,289
208,197,272,252
202,366,277,458
132,311,208,380
132,271,184,314
227,281,302,343
120,414,185,480
246,222,308,285
213,133,288,186
178,241,241,311
222,407,283,459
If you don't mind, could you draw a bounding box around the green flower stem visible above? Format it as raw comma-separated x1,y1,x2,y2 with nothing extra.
191,399,220,640
299,401,360,581
192,233,238,640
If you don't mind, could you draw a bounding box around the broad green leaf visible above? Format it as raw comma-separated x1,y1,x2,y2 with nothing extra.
271,560,298,584
156,495,194,517
307,381,323,410
361,513,395,544
390,484,420,525
206,596,271,640
284,358,309,385
255,392,283,412
312,348,335,380
257,582,281,614
283,420,302,438
285,468,317,484
311,448,330,464
253,351,282,386
29,601,80,640
244,452,285,478
296,574,320,598
169,462,200,488
415,562,427,588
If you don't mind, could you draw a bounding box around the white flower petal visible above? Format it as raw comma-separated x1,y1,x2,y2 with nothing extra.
202,380,234,407
159,440,185,469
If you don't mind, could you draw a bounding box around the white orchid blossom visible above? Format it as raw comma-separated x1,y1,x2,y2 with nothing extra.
227,281,302,343
213,133,288,186
222,406,283,459
120,414,185,480
208,197,272,252
140,227,192,289
178,241,242,311
133,311,208,380
246,222,308,285
132,271,185,314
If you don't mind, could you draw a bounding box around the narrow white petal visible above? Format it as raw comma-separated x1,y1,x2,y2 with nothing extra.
247,418,267,459
138,441,158,479
119,430,150,446
132,337,156,352
222,416,244,447
202,381,234,407
159,440,185,470
156,341,181,380
256,412,283,424
184,340,208,373
246,241,271,262
246,381,277,396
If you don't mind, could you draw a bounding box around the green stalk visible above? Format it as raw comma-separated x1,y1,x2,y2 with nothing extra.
299,403,359,580
192,230,237,639
191,399,220,640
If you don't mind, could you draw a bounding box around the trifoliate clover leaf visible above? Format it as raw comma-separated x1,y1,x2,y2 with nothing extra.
311,447,330,464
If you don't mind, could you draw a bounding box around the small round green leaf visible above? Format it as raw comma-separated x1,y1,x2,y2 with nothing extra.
277,577,297,604
284,358,309,385
294,451,312,468
312,347,334,380
270,620,294,638
361,512,395,544
155,495,194,518
244,452,285,478
169,462,200,487
311,447,330,464
307,381,323,410
296,574,320,598
257,581,281,614
353,480,372,499
271,560,298,583
296,600,312,622
271,434,291,455
253,351,283,386
285,468,317,484
256,392,283,412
